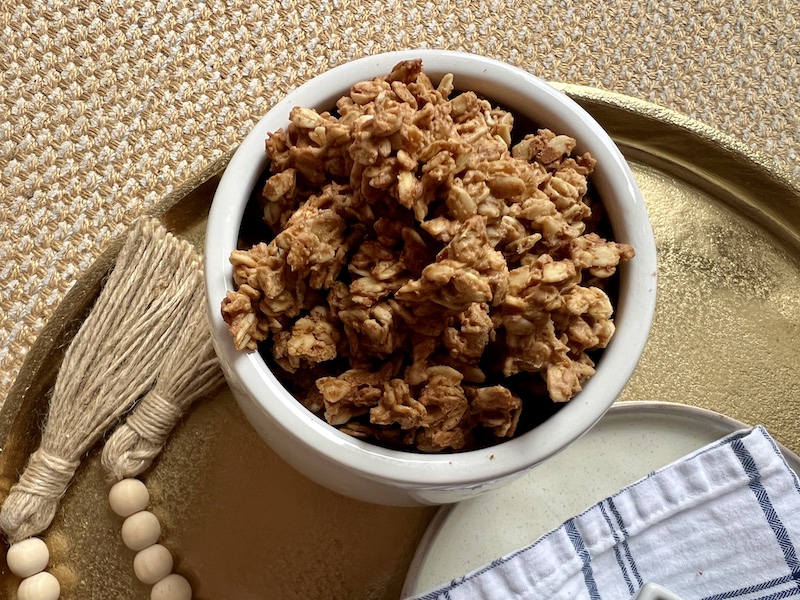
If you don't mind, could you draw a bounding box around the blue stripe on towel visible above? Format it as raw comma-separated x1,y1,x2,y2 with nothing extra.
599,501,635,596
758,586,800,600
701,574,799,600
732,438,800,590
565,518,602,600
608,497,644,587
411,530,558,599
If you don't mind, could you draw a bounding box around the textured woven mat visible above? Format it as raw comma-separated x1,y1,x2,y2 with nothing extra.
1,0,799,408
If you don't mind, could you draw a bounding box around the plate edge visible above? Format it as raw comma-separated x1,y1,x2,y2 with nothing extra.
400,400,800,598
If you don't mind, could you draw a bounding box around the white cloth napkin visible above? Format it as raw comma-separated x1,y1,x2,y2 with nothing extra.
410,426,800,600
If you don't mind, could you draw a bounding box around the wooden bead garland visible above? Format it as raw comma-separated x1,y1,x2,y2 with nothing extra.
107,480,194,596
0,221,224,599
0,221,217,598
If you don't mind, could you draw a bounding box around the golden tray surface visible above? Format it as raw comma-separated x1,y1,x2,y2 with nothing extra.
1,87,799,599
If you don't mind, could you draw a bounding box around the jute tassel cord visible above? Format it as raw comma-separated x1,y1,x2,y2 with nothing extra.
0,218,224,600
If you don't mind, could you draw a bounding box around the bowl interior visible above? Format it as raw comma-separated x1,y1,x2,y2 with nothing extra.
205,49,657,488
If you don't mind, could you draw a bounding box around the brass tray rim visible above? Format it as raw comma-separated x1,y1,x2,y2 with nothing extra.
556,83,800,194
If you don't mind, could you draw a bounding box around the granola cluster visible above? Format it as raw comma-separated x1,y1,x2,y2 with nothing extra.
222,60,634,452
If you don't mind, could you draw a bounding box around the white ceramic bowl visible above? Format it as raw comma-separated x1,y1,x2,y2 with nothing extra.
204,49,657,506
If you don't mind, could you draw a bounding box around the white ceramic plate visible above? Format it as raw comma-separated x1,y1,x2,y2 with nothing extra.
401,401,800,598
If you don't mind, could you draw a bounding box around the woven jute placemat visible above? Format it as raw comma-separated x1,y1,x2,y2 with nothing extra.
1,0,799,409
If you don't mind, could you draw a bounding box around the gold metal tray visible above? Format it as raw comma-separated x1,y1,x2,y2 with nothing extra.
2,87,799,599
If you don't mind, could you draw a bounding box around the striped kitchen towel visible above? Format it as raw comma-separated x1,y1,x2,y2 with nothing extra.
409,426,800,600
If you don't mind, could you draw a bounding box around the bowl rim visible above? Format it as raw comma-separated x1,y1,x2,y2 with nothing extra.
204,48,658,489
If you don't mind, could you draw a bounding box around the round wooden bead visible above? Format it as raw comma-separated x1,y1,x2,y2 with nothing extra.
121,510,162,551
133,544,173,585
16,571,60,600
109,478,150,517
151,573,192,600
7,537,50,578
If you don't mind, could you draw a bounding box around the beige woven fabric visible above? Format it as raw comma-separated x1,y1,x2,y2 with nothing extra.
1,0,798,408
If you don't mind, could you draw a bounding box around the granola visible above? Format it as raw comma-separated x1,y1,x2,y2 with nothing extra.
222,59,634,452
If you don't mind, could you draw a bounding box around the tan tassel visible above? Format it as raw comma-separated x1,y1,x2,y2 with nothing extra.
96,228,224,600
101,286,225,480
0,218,208,545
